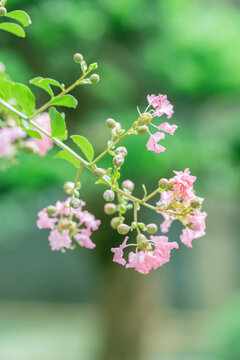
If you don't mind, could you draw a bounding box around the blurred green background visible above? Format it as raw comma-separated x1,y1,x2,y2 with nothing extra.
0,0,240,359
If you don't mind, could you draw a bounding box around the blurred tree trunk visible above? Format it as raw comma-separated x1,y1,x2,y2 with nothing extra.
99,265,155,360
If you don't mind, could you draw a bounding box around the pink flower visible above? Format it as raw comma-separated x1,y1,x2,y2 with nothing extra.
157,191,174,233
147,94,174,119
74,231,96,249
180,210,207,247
158,122,178,135
172,168,196,200
146,132,166,153
76,210,101,231
0,127,26,157
48,229,71,251
37,209,57,230
25,113,53,156
111,237,128,266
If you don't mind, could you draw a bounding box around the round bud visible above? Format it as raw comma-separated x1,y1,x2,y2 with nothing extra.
90,74,100,84
94,168,105,178
106,118,116,129
137,125,148,135
63,181,75,195
136,234,148,246
70,198,81,209
138,112,152,125
110,217,121,230
122,180,134,193
46,205,57,215
146,223,158,234
73,53,83,63
23,141,39,154
103,190,115,202
191,198,202,209
167,179,175,191
158,178,169,190
0,7,7,16
104,203,117,215
117,224,130,235
115,146,127,157
119,204,127,213
113,154,125,168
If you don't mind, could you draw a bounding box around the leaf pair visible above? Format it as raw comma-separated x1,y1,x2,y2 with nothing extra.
0,10,31,38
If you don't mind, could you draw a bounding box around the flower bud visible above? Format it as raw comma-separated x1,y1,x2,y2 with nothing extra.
122,180,134,193
58,218,69,229
115,146,127,157
104,203,117,215
103,190,115,202
110,217,121,229
90,74,100,84
191,198,202,209
23,141,39,154
137,125,148,135
46,205,57,215
167,179,175,191
94,167,105,178
158,178,169,190
146,223,158,234
0,7,7,16
138,112,152,125
136,234,148,247
70,198,81,209
117,224,130,235
106,118,116,129
113,154,125,168
88,62,98,71
63,181,75,195
119,204,127,213
73,53,83,63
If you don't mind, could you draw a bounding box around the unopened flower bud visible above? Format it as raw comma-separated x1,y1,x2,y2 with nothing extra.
103,190,115,202
88,62,98,71
46,205,57,215
94,168,105,178
117,224,130,235
136,234,148,247
137,125,148,135
106,118,116,129
146,223,158,234
90,74,100,84
122,180,134,193
0,7,7,16
191,198,202,209
158,178,169,190
63,181,75,194
115,146,127,157
138,112,152,125
70,198,81,209
73,53,83,63
119,204,127,213
113,154,124,168
23,141,39,154
104,203,117,215
110,217,121,229
167,179,175,191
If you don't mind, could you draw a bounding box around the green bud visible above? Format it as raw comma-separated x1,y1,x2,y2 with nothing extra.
88,62,98,71
131,221,137,229
103,190,115,202
137,125,148,135
76,182,81,190
113,154,125,168
137,222,146,230
138,112,152,125
104,203,117,215
146,223,158,234
63,181,75,195
117,224,130,235
46,205,57,215
106,118,116,129
126,204,133,210
0,7,7,16
70,198,81,209
167,179,175,191
136,234,148,247
158,178,169,190
119,204,127,213
94,168,105,178
73,53,83,63
110,217,122,230
122,180,134,193
191,198,202,209
115,146,127,157
90,74,100,84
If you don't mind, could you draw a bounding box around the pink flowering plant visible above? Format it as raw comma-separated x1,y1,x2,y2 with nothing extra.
0,2,207,274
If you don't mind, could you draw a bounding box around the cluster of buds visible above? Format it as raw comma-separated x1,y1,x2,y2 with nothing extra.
37,181,100,251
73,53,99,84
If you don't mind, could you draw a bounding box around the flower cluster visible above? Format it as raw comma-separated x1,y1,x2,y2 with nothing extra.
37,195,100,251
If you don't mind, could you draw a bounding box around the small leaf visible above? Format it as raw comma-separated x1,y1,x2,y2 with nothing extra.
49,107,67,140
0,22,25,38
50,95,78,108
55,150,81,168
21,119,42,139
29,77,65,97
6,10,31,27
71,135,94,162
11,83,35,115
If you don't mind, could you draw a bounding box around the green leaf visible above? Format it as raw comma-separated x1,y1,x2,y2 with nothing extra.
49,107,67,140
50,95,78,108
0,22,25,38
0,78,12,100
29,77,65,97
6,10,31,27
11,83,35,115
21,119,42,139
71,135,94,162
55,150,81,168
